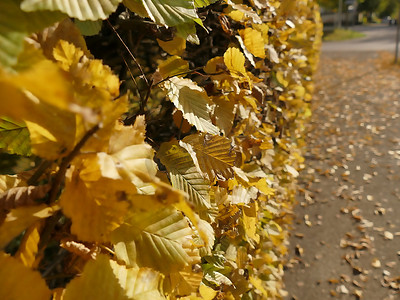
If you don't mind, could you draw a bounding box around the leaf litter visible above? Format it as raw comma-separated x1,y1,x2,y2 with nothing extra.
284,52,400,299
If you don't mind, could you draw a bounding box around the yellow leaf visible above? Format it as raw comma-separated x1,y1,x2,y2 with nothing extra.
223,47,246,76
0,64,77,159
249,276,268,297
157,141,211,214
0,204,58,249
162,77,219,135
227,9,245,22
111,206,200,273
276,71,289,87
252,23,269,44
212,95,235,135
179,133,240,181
157,36,186,56
52,40,121,123
165,266,203,297
253,179,274,196
238,28,265,58
0,253,51,300
31,18,89,60
157,55,189,79
15,220,45,268
199,283,218,300
204,56,225,74
242,202,260,246
64,254,164,300
60,164,131,242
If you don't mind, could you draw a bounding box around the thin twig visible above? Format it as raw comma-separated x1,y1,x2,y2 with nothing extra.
121,55,142,99
140,79,153,115
154,69,224,86
27,160,53,186
106,19,149,86
48,124,100,203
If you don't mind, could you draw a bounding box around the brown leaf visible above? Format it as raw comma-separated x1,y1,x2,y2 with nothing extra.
0,184,50,210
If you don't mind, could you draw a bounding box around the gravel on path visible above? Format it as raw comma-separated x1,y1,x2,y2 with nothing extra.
283,51,400,300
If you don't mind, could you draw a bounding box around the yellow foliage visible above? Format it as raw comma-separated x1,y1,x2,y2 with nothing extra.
239,28,266,58
0,253,51,300
223,47,246,76
0,0,322,299
64,254,164,300
157,36,186,56
0,204,59,249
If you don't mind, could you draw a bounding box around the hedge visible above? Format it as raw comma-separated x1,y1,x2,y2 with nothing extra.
0,0,322,299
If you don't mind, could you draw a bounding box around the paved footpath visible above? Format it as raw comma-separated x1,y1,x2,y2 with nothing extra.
283,49,400,299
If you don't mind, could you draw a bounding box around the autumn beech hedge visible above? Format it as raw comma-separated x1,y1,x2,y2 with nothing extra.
0,0,322,299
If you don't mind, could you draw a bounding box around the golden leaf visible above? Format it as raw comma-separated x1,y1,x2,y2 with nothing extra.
212,95,235,135
31,18,89,60
199,283,218,300
179,133,240,181
241,202,260,246
157,36,186,56
157,55,189,79
223,47,246,76
0,204,58,249
0,57,77,159
111,206,200,274
238,28,265,58
15,220,45,268
157,141,211,213
162,77,219,135
60,164,131,242
0,253,51,300
64,254,164,300
165,266,203,297
52,40,121,124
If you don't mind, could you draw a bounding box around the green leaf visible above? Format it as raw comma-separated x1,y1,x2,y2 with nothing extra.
111,206,199,274
157,141,211,213
176,22,200,44
162,77,219,135
139,0,198,27
64,254,165,300
21,0,122,21
0,0,64,69
0,117,31,156
194,0,218,8
74,19,103,36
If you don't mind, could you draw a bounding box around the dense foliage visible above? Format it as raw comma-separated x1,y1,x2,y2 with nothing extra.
0,0,322,299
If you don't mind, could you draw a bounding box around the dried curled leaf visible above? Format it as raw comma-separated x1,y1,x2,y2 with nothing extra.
60,238,98,260
0,184,50,210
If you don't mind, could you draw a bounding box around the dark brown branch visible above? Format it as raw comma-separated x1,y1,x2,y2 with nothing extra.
48,124,100,203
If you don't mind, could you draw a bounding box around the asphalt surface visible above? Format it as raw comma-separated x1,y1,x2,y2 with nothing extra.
283,26,400,300
322,24,399,52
